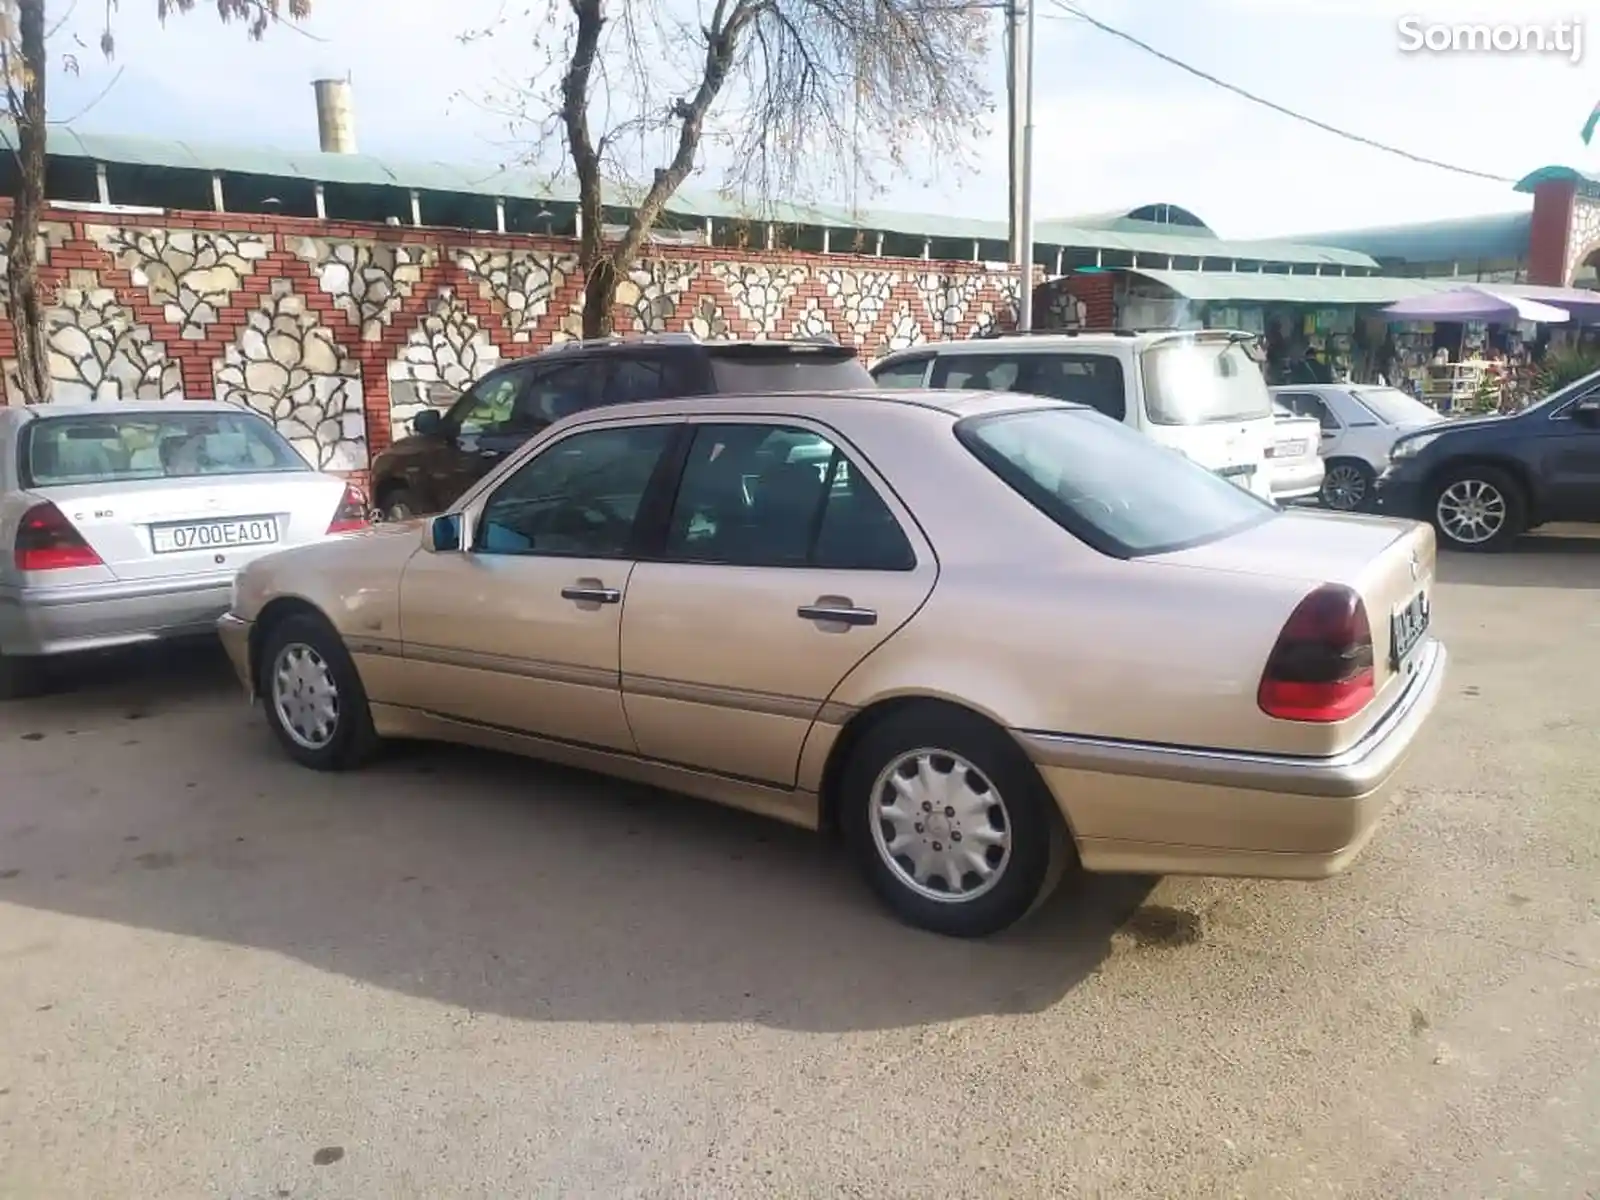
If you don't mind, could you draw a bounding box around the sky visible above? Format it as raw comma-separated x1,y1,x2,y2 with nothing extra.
40,0,1600,242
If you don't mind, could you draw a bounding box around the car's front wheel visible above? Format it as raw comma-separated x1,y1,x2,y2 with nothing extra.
258,613,379,770
840,705,1069,938
1430,465,1526,552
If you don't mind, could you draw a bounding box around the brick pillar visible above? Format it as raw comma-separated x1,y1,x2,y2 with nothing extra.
1526,180,1576,286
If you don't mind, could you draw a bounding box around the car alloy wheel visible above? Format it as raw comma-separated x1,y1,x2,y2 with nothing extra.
869,748,1013,903
271,641,342,751
1435,478,1507,546
1321,463,1368,511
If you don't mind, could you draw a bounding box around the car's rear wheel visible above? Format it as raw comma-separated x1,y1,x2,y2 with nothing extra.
377,486,425,522
840,705,1069,938
0,650,45,701
1320,459,1374,512
1430,465,1526,552
258,613,379,770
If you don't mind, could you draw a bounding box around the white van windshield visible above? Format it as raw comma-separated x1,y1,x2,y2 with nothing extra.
1141,340,1273,426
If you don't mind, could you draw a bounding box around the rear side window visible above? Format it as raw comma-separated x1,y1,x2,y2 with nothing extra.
22,411,306,486
603,354,706,404
708,348,873,393
930,355,1021,391
956,407,1273,558
1017,355,1126,421
871,356,932,388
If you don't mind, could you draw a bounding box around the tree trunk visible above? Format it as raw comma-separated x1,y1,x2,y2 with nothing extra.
7,0,50,404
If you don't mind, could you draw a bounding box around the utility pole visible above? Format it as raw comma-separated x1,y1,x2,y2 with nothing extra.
1005,0,1036,331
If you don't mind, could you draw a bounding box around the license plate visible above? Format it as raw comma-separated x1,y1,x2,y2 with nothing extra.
1390,590,1431,669
1215,463,1257,480
152,516,280,554
1277,440,1308,458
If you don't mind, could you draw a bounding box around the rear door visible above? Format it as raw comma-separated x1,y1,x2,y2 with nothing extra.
619,418,937,786
1538,386,1600,520
1278,390,1346,460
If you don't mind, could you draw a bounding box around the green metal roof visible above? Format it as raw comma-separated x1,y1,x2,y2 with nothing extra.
1513,165,1600,195
1291,211,1532,266
1125,270,1584,307
1045,204,1215,235
13,123,1380,270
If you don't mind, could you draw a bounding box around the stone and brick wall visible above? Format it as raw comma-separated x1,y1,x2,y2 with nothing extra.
0,200,1025,479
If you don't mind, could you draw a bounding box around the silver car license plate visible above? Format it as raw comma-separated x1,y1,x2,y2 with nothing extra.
152,516,280,554
1390,589,1431,669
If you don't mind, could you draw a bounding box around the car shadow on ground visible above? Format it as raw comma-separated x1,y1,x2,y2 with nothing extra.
0,649,1160,1033
1435,529,1600,590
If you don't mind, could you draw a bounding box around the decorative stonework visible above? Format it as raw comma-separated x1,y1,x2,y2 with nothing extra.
917,273,985,339
712,262,808,335
617,260,698,332
820,268,898,344
789,298,838,340
290,237,435,342
0,220,71,318
454,248,577,343
92,226,269,339
43,287,182,403
880,300,926,354
213,280,367,471
387,288,500,435
1564,195,1600,286
685,295,730,340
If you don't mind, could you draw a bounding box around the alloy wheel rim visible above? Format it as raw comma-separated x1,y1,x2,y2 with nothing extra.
1436,479,1506,545
271,642,341,750
869,748,1012,904
1323,465,1366,511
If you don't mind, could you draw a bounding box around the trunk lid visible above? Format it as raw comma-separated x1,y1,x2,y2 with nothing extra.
34,473,348,582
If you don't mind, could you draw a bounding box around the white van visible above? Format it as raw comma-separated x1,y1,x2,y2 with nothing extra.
870,330,1278,502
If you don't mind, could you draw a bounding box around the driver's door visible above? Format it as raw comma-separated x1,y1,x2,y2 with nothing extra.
1541,389,1600,521
398,418,681,749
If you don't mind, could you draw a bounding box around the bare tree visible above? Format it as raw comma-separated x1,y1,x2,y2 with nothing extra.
0,0,311,405
484,0,991,338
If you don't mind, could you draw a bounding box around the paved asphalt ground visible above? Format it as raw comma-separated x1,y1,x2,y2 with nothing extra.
1,531,1597,1200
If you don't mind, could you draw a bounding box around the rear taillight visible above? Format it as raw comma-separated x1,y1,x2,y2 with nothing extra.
14,502,103,572
327,483,370,535
1258,583,1375,723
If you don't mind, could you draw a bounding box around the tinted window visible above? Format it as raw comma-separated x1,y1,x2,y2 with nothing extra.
604,354,703,405
1277,391,1339,431
664,423,914,570
956,407,1273,558
708,350,873,393
871,356,932,389
23,411,305,486
930,355,1021,390
475,424,672,558
1018,355,1126,421
517,360,603,428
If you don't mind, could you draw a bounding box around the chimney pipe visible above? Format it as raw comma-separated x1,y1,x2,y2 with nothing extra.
313,77,357,154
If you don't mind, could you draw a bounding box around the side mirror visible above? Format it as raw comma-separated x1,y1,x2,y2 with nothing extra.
1572,400,1600,428
423,513,463,553
412,410,444,437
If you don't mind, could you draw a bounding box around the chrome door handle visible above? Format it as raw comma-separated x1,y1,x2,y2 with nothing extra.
561,584,621,605
797,603,877,627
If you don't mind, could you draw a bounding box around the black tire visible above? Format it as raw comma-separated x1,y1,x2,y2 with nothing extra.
1429,464,1526,553
377,485,426,522
0,650,45,701
840,705,1071,938
256,612,380,770
1320,458,1376,512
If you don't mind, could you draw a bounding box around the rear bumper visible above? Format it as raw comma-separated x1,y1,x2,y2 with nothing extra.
1017,639,1448,879
0,573,233,657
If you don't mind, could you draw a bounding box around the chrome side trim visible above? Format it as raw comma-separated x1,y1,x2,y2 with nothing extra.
346,634,403,658
1019,640,1447,799
404,642,617,690
623,671,824,722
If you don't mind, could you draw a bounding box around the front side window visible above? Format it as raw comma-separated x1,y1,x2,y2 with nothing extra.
663,423,914,570
23,410,306,486
871,356,932,389
1142,339,1273,426
957,407,1273,558
449,367,530,437
475,424,673,558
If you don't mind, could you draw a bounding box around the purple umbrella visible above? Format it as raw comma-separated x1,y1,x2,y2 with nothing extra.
1382,286,1570,323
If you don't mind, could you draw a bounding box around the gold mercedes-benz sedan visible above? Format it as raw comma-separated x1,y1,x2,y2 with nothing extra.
218,389,1446,938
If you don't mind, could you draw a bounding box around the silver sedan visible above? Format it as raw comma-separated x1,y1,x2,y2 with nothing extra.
0,400,366,698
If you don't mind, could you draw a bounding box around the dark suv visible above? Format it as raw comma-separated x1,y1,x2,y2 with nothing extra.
1374,368,1600,551
370,335,873,519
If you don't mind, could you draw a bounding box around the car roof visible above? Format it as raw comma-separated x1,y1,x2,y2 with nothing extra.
879,330,1255,360
554,387,1084,427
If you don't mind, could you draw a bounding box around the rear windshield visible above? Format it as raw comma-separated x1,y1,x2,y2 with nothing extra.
956,407,1274,557
1141,339,1273,426
709,350,873,393
22,410,306,487
1350,387,1443,426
